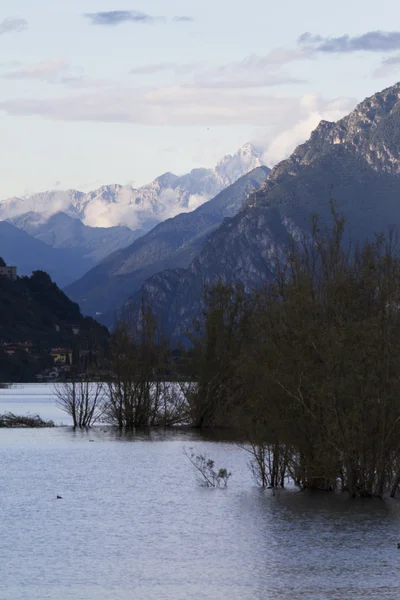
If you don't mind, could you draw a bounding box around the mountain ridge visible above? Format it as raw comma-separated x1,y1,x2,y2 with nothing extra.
0,143,264,231
125,82,400,340
65,166,270,317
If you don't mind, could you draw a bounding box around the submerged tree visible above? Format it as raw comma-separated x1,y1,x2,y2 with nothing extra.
188,280,251,428
54,379,105,427
184,448,232,487
105,299,188,428
191,204,400,497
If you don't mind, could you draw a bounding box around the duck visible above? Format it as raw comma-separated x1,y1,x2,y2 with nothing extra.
397,543,400,549
56,495,62,500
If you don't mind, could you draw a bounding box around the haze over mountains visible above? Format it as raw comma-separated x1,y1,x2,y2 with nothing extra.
0,143,264,286
0,143,263,229
8,212,141,265
0,221,93,287
122,82,400,340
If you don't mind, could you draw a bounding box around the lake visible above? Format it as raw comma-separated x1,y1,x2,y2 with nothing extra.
1,384,400,599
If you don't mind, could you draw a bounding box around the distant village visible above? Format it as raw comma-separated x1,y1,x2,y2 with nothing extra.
2,342,74,381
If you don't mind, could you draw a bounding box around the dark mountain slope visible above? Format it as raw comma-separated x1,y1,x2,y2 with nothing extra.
0,221,92,287
127,82,400,340
65,166,269,317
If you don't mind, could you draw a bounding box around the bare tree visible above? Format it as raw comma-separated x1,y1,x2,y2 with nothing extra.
105,299,188,428
54,379,105,427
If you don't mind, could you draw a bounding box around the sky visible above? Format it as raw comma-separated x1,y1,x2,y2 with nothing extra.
1,0,400,198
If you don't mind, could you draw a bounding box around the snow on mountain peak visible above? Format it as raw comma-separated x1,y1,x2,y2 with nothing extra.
215,143,263,186
0,143,267,231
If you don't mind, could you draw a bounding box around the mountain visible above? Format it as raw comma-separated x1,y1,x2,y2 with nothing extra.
8,212,141,264
65,166,270,318
0,143,264,231
125,82,400,340
0,221,93,287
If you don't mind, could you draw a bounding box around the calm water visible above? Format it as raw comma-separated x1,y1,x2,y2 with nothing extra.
1,385,400,600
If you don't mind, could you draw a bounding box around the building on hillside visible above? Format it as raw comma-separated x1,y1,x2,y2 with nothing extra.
51,348,73,365
3,342,33,355
0,265,17,281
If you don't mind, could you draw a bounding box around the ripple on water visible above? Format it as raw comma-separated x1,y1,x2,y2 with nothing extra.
1,397,400,599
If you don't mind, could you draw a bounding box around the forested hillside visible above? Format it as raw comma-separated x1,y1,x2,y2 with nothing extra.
0,264,107,381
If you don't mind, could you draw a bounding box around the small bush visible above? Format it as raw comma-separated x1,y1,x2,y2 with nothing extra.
185,449,232,487
0,412,55,428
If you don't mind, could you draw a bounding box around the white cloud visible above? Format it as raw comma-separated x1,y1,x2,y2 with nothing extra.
0,85,303,126
83,196,138,228
2,58,69,82
372,54,400,78
81,188,211,228
129,50,310,89
187,193,208,211
1,59,110,89
259,96,356,166
0,77,355,174
130,62,200,75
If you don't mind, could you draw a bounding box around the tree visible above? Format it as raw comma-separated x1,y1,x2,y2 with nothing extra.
192,204,400,497
188,280,250,428
105,299,187,428
54,379,105,427
244,207,400,496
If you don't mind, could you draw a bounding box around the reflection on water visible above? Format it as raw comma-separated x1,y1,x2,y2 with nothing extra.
1,387,400,599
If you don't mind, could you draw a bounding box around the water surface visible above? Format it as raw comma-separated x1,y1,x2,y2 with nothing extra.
1,387,400,599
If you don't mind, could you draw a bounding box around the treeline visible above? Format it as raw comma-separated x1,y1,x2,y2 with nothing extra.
188,206,400,498
56,301,190,429
54,206,400,498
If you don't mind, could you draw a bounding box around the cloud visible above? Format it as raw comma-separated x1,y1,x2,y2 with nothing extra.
0,17,27,35
173,16,194,22
0,81,354,144
373,54,400,78
81,186,211,228
298,30,400,53
2,59,69,82
190,53,308,88
259,95,355,166
58,75,111,89
1,59,110,88
188,74,304,89
130,52,308,88
0,86,300,126
130,62,199,75
85,10,162,26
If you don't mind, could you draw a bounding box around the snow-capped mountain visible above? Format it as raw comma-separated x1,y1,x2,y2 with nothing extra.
0,143,264,230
